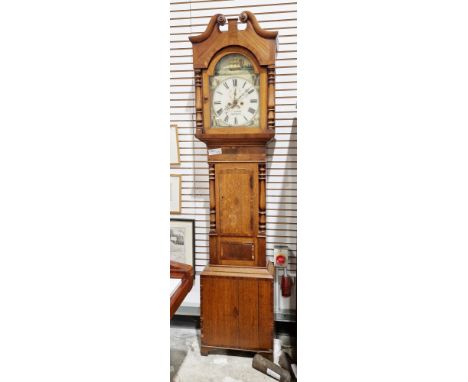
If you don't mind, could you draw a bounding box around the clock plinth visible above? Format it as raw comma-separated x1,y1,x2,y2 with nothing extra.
190,11,277,357
200,263,274,356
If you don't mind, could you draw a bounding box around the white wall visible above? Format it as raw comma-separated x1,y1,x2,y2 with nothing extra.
170,0,297,314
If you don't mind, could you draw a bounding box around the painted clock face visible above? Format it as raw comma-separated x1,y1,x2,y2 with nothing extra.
212,77,259,127
210,53,260,128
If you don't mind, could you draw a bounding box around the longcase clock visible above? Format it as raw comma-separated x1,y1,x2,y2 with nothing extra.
189,11,277,358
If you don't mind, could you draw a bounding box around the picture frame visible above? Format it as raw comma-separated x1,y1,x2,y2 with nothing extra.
170,219,195,275
170,174,182,214
170,124,180,165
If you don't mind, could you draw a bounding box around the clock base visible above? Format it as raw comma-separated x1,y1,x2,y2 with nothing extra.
200,263,274,356
200,345,273,361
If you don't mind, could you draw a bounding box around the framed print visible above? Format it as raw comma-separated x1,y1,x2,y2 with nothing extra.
170,175,181,214
170,219,195,272
170,124,180,165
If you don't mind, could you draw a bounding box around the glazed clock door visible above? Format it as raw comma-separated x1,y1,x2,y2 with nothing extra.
209,53,260,128
201,46,268,137
215,162,259,266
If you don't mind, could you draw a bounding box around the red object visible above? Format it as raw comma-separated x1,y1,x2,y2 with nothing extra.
281,273,292,297
276,255,286,265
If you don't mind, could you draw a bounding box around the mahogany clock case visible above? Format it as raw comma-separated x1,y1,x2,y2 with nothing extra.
189,11,278,357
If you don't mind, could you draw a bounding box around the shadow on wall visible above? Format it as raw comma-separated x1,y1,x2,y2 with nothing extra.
191,124,209,276
267,117,297,313
266,117,297,262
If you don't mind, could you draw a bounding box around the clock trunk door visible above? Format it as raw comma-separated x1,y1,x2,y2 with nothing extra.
215,163,259,266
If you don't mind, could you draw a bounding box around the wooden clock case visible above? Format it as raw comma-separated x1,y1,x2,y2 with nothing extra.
189,11,278,357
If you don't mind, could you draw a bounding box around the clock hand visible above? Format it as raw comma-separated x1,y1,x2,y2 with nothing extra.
231,86,250,109
231,87,240,108
221,102,232,114
236,88,251,102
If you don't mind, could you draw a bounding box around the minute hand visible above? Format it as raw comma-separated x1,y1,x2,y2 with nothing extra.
235,88,251,102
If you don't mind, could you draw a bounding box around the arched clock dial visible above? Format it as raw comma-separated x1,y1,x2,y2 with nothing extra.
212,77,259,127
208,53,260,129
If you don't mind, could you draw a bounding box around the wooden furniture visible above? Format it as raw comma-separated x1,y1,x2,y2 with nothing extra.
189,11,278,357
170,261,194,319
200,263,274,356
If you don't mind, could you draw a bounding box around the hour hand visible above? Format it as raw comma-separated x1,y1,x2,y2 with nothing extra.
231,89,242,108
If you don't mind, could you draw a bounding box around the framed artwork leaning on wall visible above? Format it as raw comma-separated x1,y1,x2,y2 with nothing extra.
170,219,195,273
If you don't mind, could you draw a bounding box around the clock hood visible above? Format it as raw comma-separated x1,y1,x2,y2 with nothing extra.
189,11,277,70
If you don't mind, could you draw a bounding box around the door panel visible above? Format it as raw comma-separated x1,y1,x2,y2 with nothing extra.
216,163,258,236
238,279,259,349
258,279,273,350
201,277,238,348
218,236,257,266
